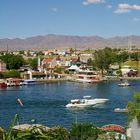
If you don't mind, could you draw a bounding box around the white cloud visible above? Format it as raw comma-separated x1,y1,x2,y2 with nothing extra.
133,5,140,10
107,5,112,9
133,17,140,22
114,3,140,14
82,0,105,6
51,8,58,12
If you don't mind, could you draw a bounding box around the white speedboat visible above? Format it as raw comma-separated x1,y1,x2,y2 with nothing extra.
114,108,128,113
66,96,109,108
22,79,36,85
118,80,130,87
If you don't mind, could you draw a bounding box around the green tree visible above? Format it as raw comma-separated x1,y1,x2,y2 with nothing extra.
94,47,117,75
87,58,94,66
130,52,139,61
127,93,140,125
0,54,25,70
54,66,63,74
116,52,129,64
37,51,44,56
27,58,38,70
3,70,20,78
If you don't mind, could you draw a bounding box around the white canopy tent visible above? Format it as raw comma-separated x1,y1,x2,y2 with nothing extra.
68,65,80,71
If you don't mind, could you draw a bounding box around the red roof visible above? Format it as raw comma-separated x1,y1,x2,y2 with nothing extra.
101,124,125,133
42,58,54,64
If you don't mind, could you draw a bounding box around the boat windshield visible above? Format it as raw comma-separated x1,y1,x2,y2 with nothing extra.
80,99,85,103
71,99,80,104
83,96,91,99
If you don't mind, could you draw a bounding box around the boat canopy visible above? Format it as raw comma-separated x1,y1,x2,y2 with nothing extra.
83,96,91,99
71,99,80,103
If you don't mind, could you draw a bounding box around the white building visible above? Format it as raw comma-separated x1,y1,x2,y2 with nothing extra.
121,65,137,76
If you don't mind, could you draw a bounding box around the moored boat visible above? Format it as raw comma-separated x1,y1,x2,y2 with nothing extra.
6,78,24,86
22,79,36,85
74,69,102,83
0,80,7,87
114,108,128,113
118,80,130,87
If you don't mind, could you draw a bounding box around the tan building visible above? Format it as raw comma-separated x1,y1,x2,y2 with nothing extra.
0,61,6,72
40,58,58,73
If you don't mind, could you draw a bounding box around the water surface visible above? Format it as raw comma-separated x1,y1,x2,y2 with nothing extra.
0,80,139,130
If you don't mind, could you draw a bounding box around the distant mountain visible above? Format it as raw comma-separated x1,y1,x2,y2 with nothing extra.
0,34,140,51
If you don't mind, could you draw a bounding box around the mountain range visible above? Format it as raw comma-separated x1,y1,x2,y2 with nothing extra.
0,34,140,51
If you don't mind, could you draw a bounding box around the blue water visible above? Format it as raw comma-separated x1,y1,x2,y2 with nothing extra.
0,80,139,130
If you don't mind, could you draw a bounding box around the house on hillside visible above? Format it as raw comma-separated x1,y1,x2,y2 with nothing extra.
40,57,64,79
70,56,82,66
64,59,71,67
41,58,58,73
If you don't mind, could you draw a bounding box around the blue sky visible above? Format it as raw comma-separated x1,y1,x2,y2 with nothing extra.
0,0,140,39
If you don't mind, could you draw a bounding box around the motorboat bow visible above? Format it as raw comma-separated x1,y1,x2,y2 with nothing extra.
66,96,109,108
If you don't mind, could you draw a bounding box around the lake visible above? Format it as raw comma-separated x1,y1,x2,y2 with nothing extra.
0,80,139,130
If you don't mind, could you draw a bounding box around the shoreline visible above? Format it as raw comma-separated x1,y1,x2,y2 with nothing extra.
35,76,140,83
105,76,140,81
36,78,67,83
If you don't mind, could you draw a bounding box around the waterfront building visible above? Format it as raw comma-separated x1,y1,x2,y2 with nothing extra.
121,65,137,77
107,64,120,76
68,65,80,73
41,58,57,72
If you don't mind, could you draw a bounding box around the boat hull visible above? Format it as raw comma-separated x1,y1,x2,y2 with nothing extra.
66,98,109,108
76,79,101,83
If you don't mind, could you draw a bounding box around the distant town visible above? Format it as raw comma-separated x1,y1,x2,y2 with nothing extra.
0,47,139,87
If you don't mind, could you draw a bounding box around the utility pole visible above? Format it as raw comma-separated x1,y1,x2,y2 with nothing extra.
128,35,132,61
6,44,8,53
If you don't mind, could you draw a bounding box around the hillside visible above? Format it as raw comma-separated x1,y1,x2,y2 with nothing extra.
0,34,140,51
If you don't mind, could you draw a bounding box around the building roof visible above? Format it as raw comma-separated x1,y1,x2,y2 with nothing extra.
68,65,79,70
101,124,126,133
42,58,54,64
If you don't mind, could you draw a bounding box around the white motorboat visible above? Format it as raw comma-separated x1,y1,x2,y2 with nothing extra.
118,80,130,86
22,79,36,85
66,96,109,108
114,108,128,113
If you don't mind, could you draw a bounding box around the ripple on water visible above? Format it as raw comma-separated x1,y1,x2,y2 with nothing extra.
0,81,137,130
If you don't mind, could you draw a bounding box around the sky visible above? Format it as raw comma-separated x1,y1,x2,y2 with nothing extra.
0,0,140,39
